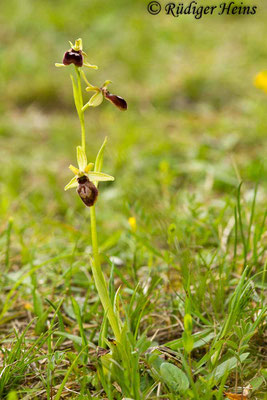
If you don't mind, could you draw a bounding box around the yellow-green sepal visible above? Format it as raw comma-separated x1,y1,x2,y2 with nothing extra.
88,172,115,182
64,176,78,191
69,164,80,175
76,146,87,171
83,62,98,69
84,163,94,173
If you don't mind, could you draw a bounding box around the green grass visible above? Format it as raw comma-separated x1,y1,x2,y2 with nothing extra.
0,0,266,398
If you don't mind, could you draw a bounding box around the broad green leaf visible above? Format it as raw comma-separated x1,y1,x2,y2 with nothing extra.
250,376,264,390
64,177,78,191
211,353,249,381
160,362,189,394
76,146,87,171
88,171,114,182
89,91,104,107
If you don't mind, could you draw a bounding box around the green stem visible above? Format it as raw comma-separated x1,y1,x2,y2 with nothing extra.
75,67,86,151
74,67,121,342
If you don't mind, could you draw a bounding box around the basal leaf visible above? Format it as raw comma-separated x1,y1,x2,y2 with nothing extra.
160,362,189,394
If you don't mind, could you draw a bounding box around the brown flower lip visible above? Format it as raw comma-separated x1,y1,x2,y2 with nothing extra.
77,175,98,207
63,49,83,67
102,88,127,111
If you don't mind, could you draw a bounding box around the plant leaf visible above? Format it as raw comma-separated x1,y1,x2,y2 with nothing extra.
95,136,107,173
184,314,193,333
76,146,87,171
71,297,88,352
160,362,189,394
54,331,83,346
182,331,194,354
89,91,104,107
70,74,82,117
64,177,78,191
211,353,249,381
88,172,115,182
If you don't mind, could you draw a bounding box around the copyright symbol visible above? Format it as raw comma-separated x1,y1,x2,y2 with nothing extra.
147,1,161,15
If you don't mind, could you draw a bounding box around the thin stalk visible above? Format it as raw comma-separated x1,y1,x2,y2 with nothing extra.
75,66,86,151
74,67,121,342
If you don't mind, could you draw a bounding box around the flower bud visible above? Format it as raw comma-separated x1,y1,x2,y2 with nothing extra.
63,49,83,67
77,175,98,207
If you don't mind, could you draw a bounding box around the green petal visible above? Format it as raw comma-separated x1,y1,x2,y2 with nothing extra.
84,163,94,173
85,86,99,92
69,164,80,175
76,146,87,171
102,80,112,88
88,171,115,182
64,176,78,191
83,62,98,69
89,91,104,107
55,63,66,67
74,38,82,51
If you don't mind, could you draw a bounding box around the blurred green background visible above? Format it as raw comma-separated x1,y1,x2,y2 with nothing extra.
0,0,266,258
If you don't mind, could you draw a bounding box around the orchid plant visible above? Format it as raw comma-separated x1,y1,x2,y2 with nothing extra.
55,38,127,342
